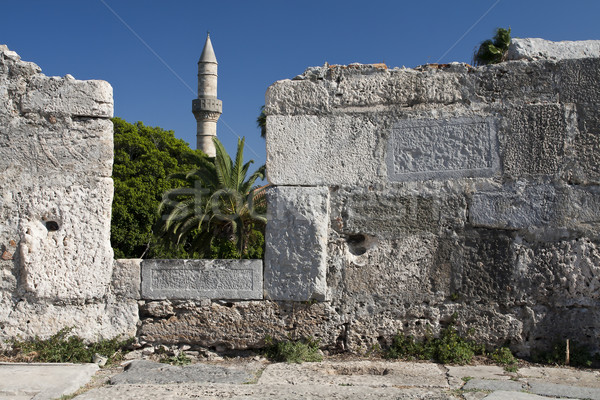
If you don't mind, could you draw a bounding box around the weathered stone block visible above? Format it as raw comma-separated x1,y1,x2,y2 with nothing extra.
508,38,600,61
265,78,333,115
266,114,383,186
21,75,113,118
141,259,263,300
333,190,438,237
0,118,114,178
10,178,114,300
138,300,342,350
565,103,600,184
513,238,600,307
451,229,516,304
112,259,141,300
387,116,499,181
469,185,559,230
473,60,559,103
470,183,600,235
264,186,329,301
498,103,570,177
330,67,465,108
0,298,138,341
558,58,600,104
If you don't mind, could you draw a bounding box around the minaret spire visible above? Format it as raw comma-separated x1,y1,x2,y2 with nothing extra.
192,33,222,157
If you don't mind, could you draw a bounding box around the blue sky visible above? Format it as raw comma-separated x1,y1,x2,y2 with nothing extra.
1,1,599,167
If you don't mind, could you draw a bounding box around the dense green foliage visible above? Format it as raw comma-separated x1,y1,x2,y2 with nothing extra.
9,328,133,364
473,27,511,66
158,137,267,259
264,336,323,363
111,117,206,258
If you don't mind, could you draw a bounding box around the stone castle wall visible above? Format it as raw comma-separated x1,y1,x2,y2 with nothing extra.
0,45,137,342
260,38,600,356
2,39,599,357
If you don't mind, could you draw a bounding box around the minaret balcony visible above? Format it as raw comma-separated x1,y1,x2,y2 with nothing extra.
192,98,222,114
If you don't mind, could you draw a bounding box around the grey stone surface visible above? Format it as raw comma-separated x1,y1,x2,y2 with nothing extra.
497,103,572,177
266,114,383,186
387,116,499,181
264,186,330,301
508,38,600,61
528,382,600,400
138,299,342,350
110,360,257,385
141,259,262,300
0,300,139,341
112,259,141,299
558,58,600,104
482,391,570,400
469,184,559,230
0,362,98,400
258,361,449,388
463,378,525,392
75,383,457,400
518,366,600,388
446,365,510,388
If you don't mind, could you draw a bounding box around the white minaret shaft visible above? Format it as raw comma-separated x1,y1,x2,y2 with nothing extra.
192,33,222,157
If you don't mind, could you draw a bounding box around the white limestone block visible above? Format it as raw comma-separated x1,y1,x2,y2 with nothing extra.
264,186,330,301
21,75,113,118
508,38,600,61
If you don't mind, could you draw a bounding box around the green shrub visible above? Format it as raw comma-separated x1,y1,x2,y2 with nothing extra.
473,27,511,66
160,352,192,366
9,327,133,364
264,336,323,363
386,323,484,365
491,347,518,371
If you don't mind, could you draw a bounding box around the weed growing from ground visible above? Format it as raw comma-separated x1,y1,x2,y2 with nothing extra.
8,327,133,364
491,347,518,372
160,351,192,366
264,336,323,363
386,323,484,365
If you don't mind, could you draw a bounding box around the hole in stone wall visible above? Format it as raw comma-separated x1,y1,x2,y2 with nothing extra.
347,234,367,255
45,221,59,231
346,233,378,256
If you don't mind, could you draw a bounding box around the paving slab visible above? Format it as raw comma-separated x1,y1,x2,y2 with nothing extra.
463,378,526,392
482,390,572,400
110,360,260,385
0,362,98,400
257,361,449,388
446,365,511,388
519,366,600,388
73,383,459,399
528,381,600,400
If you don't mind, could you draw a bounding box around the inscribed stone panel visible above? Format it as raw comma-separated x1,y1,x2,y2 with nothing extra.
387,116,498,181
141,259,262,300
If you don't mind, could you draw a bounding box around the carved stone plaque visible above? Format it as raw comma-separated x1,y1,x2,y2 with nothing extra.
141,259,263,300
387,116,499,181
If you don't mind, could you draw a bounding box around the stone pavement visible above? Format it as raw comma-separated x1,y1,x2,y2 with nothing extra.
1,359,600,400
0,362,99,400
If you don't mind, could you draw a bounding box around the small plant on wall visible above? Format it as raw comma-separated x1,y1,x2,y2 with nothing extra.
473,27,511,66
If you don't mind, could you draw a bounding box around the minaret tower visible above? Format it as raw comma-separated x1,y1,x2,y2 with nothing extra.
192,33,222,157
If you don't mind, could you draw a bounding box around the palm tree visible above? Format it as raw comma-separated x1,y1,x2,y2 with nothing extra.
157,137,266,258
257,105,266,139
